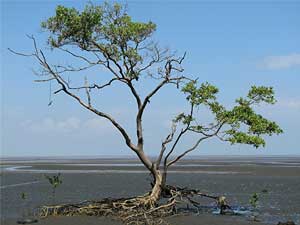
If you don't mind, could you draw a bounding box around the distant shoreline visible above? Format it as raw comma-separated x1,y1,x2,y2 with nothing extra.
1,154,300,161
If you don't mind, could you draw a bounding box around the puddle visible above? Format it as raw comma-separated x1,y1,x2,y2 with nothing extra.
212,206,251,216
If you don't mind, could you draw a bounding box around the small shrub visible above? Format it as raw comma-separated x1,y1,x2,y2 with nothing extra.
44,173,63,204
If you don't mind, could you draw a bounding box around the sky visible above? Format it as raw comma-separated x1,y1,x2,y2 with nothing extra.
1,0,300,157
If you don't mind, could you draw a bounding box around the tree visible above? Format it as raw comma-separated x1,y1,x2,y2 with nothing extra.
10,2,282,223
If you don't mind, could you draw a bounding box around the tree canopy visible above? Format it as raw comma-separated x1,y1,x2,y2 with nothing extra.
179,82,282,148
41,3,157,81
11,0,283,190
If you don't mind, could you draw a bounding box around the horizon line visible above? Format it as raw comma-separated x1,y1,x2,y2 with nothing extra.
1,154,300,160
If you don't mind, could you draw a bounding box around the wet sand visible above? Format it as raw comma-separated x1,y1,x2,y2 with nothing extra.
3,215,269,225
1,156,300,225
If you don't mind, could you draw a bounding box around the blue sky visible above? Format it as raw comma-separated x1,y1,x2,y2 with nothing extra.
1,0,300,157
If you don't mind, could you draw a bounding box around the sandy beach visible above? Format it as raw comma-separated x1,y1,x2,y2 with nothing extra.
1,156,300,225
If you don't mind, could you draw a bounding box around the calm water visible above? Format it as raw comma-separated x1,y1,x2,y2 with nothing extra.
1,156,300,224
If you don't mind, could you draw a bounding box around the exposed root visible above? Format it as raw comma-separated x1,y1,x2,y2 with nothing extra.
38,185,232,225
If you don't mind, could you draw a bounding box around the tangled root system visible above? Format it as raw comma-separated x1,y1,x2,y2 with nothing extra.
39,185,231,225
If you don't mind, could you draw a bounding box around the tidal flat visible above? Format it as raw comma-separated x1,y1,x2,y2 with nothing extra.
1,156,300,225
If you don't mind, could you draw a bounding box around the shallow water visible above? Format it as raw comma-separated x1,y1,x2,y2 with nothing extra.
1,156,300,224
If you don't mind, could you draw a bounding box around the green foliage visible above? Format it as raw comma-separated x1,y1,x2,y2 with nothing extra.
249,192,259,208
45,173,63,189
173,113,193,125
247,86,276,104
20,192,26,200
45,173,62,203
41,2,156,79
177,81,283,148
182,81,218,106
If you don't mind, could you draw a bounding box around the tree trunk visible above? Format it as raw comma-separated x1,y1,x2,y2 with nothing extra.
160,169,172,197
147,169,163,206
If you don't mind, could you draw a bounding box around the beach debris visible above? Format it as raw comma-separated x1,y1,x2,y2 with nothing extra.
217,196,232,214
277,221,296,225
17,219,38,224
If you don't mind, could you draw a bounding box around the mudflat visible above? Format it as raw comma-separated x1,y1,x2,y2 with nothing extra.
1,156,300,225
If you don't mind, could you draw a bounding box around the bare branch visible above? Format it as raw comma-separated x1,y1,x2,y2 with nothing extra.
137,45,169,75
163,104,194,168
34,78,56,82
156,123,176,169
7,48,34,57
84,76,91,107
53,64,96,74
166,121,226,167
11,36,139,155
53,88,63,94
91,40,126,78
166,136,209,168
135,74,186,149
188,121,223,137
61,77,119,91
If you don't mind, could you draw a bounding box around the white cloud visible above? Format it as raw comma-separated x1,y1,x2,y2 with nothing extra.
21,117,81,133
83,118,104,129
21,117,116,134
258,53,300,70
83,118,114,133
277,98,300,109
